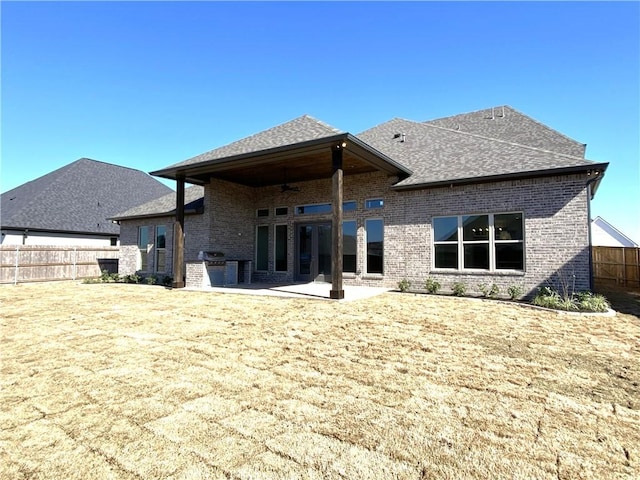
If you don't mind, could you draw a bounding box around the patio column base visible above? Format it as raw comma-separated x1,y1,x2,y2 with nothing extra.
330,289,345,300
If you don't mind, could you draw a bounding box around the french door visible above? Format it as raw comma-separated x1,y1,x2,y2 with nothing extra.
296,223,331,282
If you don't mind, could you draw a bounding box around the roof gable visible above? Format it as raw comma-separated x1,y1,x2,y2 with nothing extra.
425,105,586,157
1,158,173,235
166,115,344,170
112,185,204,220
357,118,604,189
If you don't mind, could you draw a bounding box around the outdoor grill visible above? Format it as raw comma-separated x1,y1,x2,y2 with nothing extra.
198,251,251,287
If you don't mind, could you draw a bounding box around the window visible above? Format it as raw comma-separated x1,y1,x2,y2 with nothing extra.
138,226,151,271
110,237,118,246
257,208,269,217
274,224,288,272
343,221,357,273
433,213,524,271
256,225,269,271
343,201,357,212
365,219,383,274
155,225,167,273
365,198,384,209
295,202,357,215
275,207,288,216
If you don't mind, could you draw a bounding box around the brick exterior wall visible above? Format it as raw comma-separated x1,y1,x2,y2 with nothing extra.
120,171,592,297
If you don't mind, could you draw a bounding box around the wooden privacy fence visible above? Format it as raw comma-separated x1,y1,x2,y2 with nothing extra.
592,246,640,289
0,246,119,284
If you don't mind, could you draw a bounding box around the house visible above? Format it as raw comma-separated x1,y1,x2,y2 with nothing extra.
114,106,608,297
591,216,638,247
1,158,173,246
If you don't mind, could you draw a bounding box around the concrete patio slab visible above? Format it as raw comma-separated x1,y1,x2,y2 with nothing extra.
187,282,391,301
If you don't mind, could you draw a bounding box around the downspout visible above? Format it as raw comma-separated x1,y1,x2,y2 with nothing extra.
586,171,604,291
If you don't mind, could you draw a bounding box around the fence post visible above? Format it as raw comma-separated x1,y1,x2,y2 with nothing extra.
73,247,77,280
14,246,20,285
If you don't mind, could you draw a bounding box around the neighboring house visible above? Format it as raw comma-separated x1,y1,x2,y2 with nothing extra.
115,106,608,297
1,158,173,246
591,216,638,247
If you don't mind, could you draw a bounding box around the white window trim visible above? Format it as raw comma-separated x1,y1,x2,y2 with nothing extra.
274,206,289,216
273,223,288,272
432,212,525,272
365,217,384,276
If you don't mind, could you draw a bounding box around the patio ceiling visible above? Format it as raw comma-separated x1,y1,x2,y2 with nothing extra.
150,134,411,187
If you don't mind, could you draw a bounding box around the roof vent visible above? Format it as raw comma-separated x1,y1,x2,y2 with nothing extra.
393,133,406,142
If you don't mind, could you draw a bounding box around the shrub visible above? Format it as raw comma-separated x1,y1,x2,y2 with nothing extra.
398,279,411,293
507,284,524,300
123,274,141,284
452,282,466,297
162,276,173,287
100,269,120,283
532,287,609,312
478,283,499,298
424,277,441,294
575,291,610,312
145,276,157,285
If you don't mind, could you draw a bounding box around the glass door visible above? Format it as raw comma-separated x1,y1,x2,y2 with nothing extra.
296,223,332,283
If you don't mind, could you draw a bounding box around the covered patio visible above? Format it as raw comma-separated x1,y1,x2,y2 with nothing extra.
150,125,410,299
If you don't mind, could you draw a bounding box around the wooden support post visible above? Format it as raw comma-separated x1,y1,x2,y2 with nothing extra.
330,145,344,300
172,177,185,288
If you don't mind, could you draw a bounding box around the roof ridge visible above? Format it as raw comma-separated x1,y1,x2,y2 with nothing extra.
420,121,596,162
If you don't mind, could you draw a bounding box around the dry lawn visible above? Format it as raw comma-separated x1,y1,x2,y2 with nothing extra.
1,282,639,479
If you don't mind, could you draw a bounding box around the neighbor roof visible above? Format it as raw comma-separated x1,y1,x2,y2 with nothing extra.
424,105,586,157
356,117,607,190
1,158,173,235
111,185,205,221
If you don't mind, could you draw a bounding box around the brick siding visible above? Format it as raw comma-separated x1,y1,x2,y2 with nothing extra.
120,171,592,296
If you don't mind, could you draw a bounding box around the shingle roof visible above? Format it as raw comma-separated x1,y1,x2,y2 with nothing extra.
356,118,605,189
1,158,173,235
111,185,204,220
166,115,343,169
424,105,586,157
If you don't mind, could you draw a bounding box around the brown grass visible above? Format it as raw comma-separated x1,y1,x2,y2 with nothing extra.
1,282,639,479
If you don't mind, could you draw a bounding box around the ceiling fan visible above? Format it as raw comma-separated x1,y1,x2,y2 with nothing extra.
280,167,300,193
280,183,300,193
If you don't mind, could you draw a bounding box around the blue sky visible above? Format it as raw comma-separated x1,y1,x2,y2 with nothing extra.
2,1,639,242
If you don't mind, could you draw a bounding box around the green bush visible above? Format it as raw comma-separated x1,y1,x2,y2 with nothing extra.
424,277,441,294
145,276,157,285
507,285,524,300
452,282,466,297
532,287,609,312
100,269,120,283
123,274,141,284
162,275,173,287
478,283,499,298
398,279,411,292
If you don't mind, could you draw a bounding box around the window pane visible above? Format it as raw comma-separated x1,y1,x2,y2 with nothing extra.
257,208,269,217
433,217,458,242
275,225,288,271
138,226,149,249
156,250,166,272
296,204,331,215
256,226,268,270
496,243,524,270
495,213,523,241
464,244,489,269
366,219,383,274
343,221,357,273
156,226,166,249
275,207,288,216
435,244,458,269
343,201,357,211
365,199,384,209
463,215,489,241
